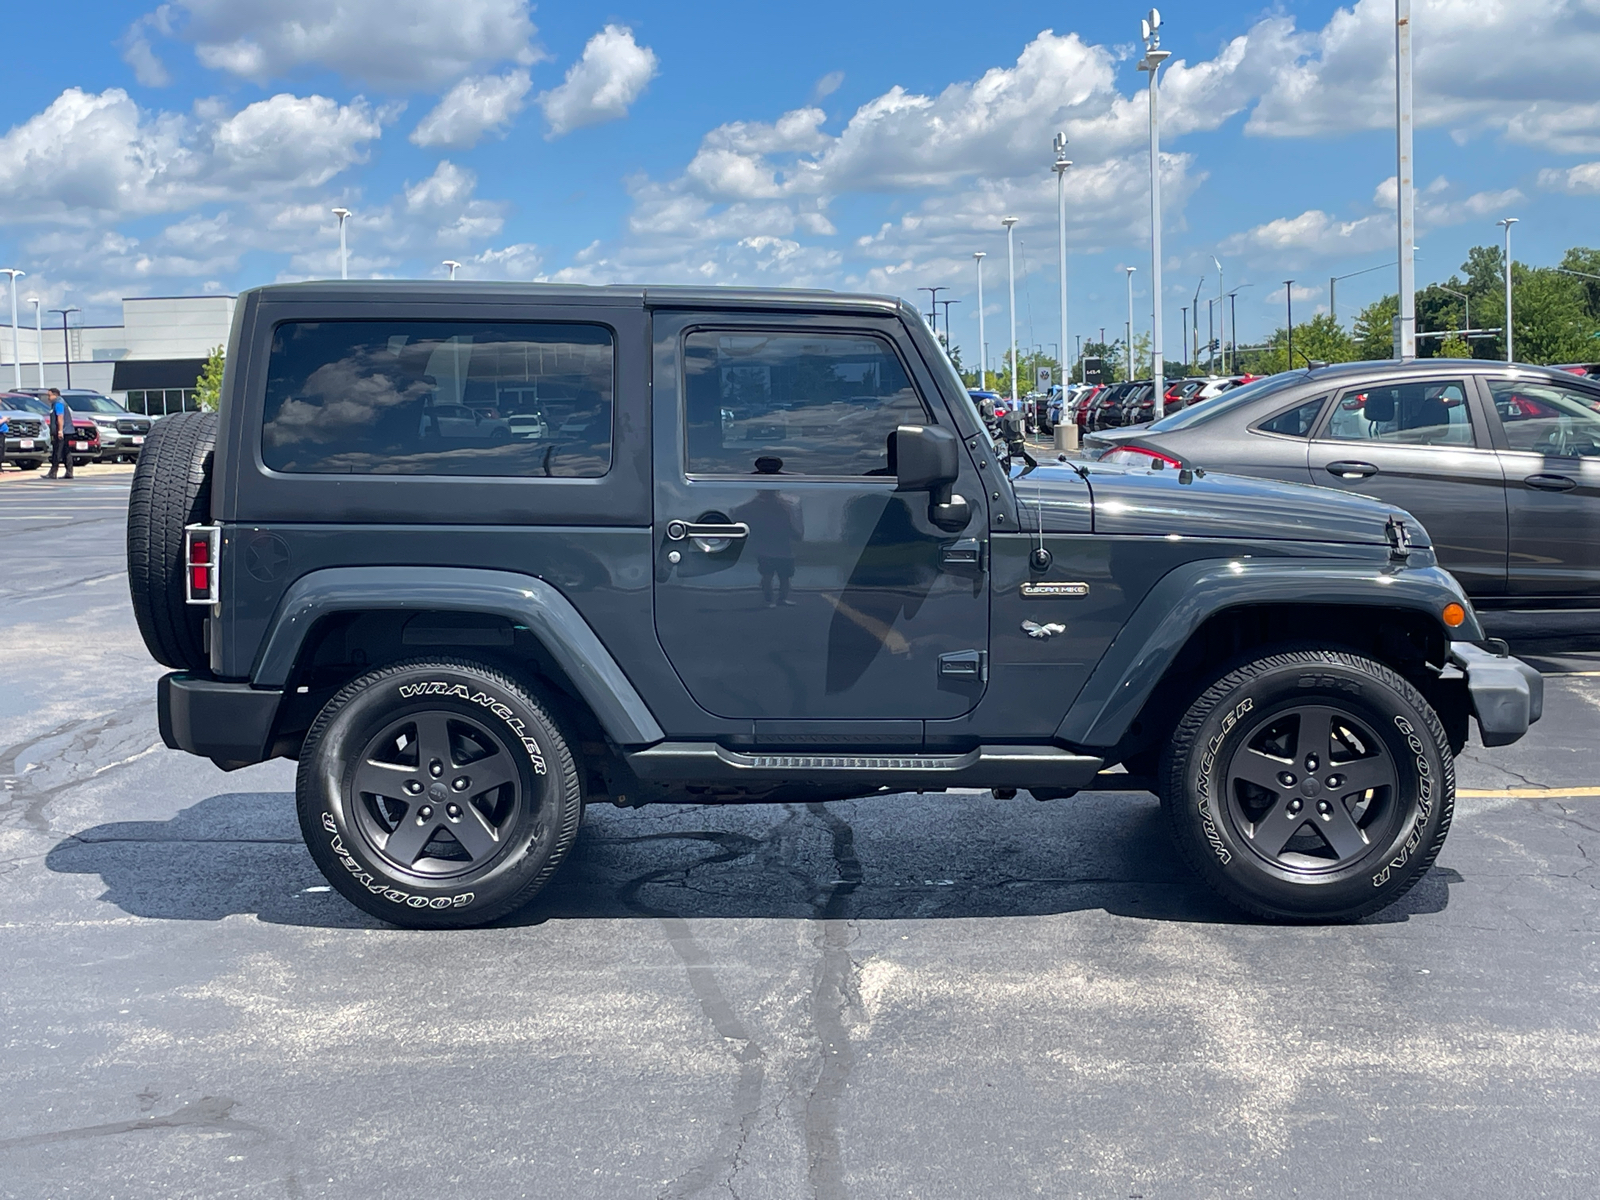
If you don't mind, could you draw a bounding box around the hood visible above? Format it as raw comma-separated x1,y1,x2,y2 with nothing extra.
1079,461,1430,547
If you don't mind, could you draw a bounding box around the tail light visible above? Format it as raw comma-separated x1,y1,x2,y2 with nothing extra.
1100,445,1184,469
185,523,220,605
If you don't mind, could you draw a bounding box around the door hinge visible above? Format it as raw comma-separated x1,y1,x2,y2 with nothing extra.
939,537,985,572
938,649,988,683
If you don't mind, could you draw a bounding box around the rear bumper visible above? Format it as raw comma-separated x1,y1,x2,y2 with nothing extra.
1450,642,1544,748
157,672,282,768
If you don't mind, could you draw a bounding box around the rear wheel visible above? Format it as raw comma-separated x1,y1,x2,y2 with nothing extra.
296,658,585,929
1160,649,1453,921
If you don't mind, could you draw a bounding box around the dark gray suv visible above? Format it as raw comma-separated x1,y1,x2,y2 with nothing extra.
127,284,1540,928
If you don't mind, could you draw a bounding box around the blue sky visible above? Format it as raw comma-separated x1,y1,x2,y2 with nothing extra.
1,0,1596,364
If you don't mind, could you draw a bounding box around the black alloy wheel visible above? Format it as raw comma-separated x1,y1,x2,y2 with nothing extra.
1224,705,1400,872
1160,649,1454,922
297,657,585,928
351,710,525,877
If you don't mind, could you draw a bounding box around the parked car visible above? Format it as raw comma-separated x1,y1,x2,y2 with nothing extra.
129,280,1536,928
1091,381,1150,431
506,411,549,441
0,394,50,469
13,388,148,461
1084,358,1600,628
4,393,98,466
1070,384,1104,430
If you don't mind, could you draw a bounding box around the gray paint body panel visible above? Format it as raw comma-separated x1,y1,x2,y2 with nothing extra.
252,566,665,746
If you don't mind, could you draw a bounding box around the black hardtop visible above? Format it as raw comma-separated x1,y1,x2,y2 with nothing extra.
240,279,914,318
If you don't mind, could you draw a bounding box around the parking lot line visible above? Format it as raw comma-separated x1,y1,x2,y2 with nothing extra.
1458,786,1600,799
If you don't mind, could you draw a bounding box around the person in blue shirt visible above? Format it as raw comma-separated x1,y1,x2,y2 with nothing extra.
46,387,73,479
0,409,9,473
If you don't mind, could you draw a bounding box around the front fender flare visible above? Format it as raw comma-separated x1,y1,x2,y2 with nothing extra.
1055,558,1479,750
252,565,665,747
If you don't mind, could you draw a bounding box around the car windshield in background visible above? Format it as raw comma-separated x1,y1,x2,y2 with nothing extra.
64,394,126,413
1146,371,1308,432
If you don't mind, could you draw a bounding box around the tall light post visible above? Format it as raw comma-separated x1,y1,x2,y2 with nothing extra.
1329,260,1398,325
1053,133,1072,385
1140,11,1171,414
1226,284,1253,367
29,298,41,388
1212,256,1225,373
1394,0,1416,360
1180,306,1189,369
49,306,80,389
937,299,960,349
1498,217,1518,362
1124,266,1137,382
918,285,947,343
331,207,352,280
1190,274,1206,364
973,252,987,389
443,259,461,280
1283,281,1296,370
1,268,23,389
1002,217,1019,405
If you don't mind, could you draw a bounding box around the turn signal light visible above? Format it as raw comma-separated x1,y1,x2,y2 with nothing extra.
1441,602,1466,628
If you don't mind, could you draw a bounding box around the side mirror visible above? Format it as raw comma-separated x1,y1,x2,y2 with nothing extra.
893,424,971,533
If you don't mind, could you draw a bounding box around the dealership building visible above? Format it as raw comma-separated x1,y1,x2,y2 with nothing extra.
1,294,235,416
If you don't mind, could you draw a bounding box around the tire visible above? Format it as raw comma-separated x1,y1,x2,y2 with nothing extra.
296,658,585,929
126,411,218,671
18,460,39,471
1159,649,1454,922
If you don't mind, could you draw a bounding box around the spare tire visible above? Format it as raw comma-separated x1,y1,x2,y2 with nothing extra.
127,411,218,671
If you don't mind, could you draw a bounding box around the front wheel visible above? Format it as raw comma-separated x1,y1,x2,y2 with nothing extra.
296,658,585,928
1160,649,1454,922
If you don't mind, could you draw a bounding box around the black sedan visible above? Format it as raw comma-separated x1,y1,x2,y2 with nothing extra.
1084,359,1600,624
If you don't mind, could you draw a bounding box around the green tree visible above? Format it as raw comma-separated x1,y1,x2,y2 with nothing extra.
1353,294,1399,360
194,345,225,411
1438,334,1473,359
1240,315,1358,374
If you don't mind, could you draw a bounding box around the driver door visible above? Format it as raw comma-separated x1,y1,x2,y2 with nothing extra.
651,314,990,723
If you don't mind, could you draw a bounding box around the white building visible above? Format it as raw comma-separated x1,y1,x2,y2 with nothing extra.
1,294,235,416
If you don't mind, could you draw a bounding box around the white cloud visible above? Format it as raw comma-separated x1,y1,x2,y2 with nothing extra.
813,71,845,101
1247,0,1600,148
152,0,541,89
539,24,658,138
1539,161,1600,194
411,70,532,149
121,9,174,87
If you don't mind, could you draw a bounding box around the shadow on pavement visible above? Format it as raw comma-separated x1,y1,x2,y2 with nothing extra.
46,789,1462,930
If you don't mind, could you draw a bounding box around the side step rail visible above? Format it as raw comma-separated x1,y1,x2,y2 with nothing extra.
624,743,1104,790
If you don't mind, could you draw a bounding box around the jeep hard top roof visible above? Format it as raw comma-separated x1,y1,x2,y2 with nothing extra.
241,279,915,317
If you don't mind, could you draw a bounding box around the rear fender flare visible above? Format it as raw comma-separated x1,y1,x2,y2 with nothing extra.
1055,558,1479,749
252,566,665,747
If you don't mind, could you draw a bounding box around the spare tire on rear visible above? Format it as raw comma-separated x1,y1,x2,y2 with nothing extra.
127,411,218,672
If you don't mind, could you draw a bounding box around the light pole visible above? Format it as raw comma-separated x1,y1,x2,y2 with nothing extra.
1226,284,1253,367
1329,260,1397,325
1498,217,1518,362
1003,217,1019,405
1190,274,1205,365
1053,133,1072,390
443,259,461,280
1124,266,1137,382
1394,0,1416,360
332,207,352,280
1212,256,1225,373
973,252,987,389
937,299,960,349
1283,282,1295,369
918,286,947,343
1,268,23,389
1206,298,1217,374
29,298,41,388
1140,12,1171,415
1180,306,1188,370
49,306,80,389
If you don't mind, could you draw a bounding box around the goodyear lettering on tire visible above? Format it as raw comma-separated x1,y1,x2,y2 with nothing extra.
1372,714,1435,889
319,812,474,909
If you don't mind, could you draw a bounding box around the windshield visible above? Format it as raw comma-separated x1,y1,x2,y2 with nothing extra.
1147,371,1308,432
4,395,50,416
65,393,127,414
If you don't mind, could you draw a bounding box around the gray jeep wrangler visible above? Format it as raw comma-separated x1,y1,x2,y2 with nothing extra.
127,282,1541,928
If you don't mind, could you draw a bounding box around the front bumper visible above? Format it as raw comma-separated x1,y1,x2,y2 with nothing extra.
1450,642,1544,747
158,673,283,768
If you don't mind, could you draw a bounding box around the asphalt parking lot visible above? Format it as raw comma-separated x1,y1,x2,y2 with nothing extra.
4,473,1600,1199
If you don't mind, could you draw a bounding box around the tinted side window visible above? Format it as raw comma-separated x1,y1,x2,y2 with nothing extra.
683,330,927,476
1488,378,1600,457
1324,380,1473,447
1256,397,1326,437
261,321,613,476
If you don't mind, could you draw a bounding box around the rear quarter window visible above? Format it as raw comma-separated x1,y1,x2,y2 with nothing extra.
1254,397,1327,437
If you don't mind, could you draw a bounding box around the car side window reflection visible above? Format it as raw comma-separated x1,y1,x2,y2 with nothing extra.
1256,397,1326,437
682,330,928,476
1324,380,1473,448
1488,378,1600,458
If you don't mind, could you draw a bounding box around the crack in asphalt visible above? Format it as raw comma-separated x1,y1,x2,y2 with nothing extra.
0,705,161,834
0,1095,258,1150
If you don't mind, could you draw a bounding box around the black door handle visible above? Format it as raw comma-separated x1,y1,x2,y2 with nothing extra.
1326,460,1379,480
1524,474,1577,492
